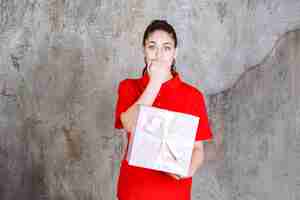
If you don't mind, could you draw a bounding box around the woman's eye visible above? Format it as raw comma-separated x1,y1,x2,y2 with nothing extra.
148,45,155,49
164,46,171,51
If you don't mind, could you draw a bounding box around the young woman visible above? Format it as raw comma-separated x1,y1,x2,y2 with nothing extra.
114,20,213,200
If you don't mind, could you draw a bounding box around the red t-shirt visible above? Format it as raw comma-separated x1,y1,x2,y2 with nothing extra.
114,71,213,200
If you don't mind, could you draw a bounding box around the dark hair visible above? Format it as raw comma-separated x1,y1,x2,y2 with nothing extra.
142,20,178,75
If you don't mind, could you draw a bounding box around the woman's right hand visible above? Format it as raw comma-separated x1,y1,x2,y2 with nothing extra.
147,59,172,85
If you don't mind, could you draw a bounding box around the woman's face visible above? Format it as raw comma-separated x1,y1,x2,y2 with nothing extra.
144,30,177,69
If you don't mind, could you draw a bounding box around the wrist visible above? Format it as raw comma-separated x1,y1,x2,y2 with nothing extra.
188,166,196,177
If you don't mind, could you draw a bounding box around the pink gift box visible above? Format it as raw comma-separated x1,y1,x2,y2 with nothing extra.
127,105,199,176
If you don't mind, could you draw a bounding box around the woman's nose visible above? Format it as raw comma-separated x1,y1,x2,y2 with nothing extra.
155,48,163,59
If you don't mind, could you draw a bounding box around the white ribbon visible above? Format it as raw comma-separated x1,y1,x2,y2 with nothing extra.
142,114,186,170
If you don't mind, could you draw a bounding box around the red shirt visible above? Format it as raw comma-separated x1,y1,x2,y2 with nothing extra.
114,71,213,200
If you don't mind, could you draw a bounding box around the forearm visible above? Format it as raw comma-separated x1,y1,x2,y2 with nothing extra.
188,141,204,177
120,80,162,132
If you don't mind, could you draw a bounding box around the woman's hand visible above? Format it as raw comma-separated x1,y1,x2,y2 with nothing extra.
165,172,182,180
165,172,190,180
147,59,173,85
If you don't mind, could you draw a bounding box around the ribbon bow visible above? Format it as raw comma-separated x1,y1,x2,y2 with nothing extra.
142,114,186,171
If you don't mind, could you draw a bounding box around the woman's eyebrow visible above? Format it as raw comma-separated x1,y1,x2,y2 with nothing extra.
163,42,173,45
147,41,156,44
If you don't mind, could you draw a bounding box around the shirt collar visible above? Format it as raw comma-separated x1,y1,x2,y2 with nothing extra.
138,71,182,91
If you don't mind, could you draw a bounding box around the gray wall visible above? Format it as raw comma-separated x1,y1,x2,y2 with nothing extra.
201,30,300,200
0,0,300,199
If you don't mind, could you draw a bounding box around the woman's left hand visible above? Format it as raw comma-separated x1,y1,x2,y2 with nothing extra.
166,172,181,180
165,172,190,180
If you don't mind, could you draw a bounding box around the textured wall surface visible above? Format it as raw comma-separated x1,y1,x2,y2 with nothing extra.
0,0,300,200
205,30,300,200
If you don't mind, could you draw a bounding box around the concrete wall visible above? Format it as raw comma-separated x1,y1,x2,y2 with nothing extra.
0,0,300,199
203,29,300,200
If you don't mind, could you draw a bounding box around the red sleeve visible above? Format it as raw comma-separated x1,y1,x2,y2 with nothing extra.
114,79,137,129
194,91,213,141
